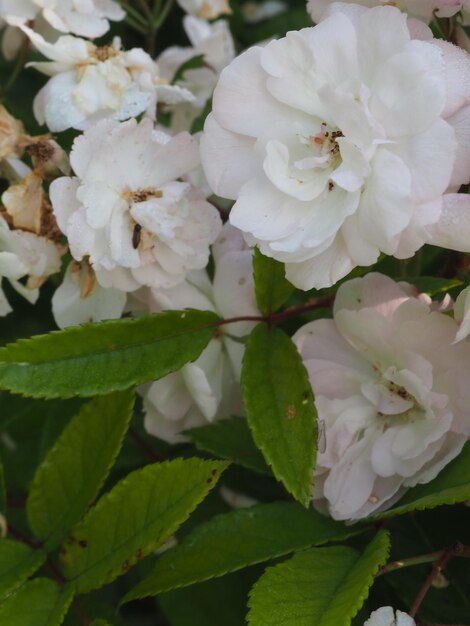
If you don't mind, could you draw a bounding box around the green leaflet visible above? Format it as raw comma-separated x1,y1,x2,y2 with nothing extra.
0,578,73,626
27,391,134,550
0,309,220,399
122,502,360,602
0,540,46,602
187,417,271,475
253,249,294,316
241,324,317,506
372,442,470,519
60,458,229,594
247,531,391,626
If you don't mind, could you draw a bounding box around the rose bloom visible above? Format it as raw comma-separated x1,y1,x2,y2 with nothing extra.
201,5,470,290
293,273,470,521
50,118,221,292
22,26,193,132
0,0,124,38
139,224,259,443
364,607,415,626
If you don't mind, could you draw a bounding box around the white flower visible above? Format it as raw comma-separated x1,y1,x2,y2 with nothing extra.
52,260,126,328
364,607,415,626
0,214,62,315
177,0,231,19
23,25,193,132
141,223,259,443
158,16,235,133
50,117,222,292
307,0,470,27
0,0,124,38
294,273,470,521
201,5,470,290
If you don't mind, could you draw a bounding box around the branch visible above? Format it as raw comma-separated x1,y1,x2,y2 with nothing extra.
409,543,465,618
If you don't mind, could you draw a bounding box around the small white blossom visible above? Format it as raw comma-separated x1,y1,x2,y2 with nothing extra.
141,224,259,443
158,16,235,132
294,273,470,520
22,25,193,132
176,0,231,19
52,260,126,328
50,117,222,292
201,5,470,290
364,607,415,626
0,214,62,315
0,0,124,38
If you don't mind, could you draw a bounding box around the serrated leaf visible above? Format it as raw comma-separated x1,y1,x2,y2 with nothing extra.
173,54,205,83
0,540,46,602
401,276,463,296
241,324,317,506
187,417,270,475
27,391,134,550
60,458,229,594
0,309,220,399
253,249,294,316
0,578,73,626
247,531,390,626
123,502,360,602
373,442,470,520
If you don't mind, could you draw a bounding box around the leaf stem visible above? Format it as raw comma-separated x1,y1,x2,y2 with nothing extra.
217,295,334,328
378,543,470,578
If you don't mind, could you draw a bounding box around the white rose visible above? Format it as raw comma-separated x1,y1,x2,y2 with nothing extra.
201,5,470,290
294,273,470,520
22,26,193,132
50,118,222,292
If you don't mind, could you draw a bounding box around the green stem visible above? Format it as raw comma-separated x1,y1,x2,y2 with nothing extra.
0,36,31,100
154,0,175,29
124,15,148,35
378,543,470,578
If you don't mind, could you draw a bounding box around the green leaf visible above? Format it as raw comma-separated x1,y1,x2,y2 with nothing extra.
253,249,294,316
122,502,360,602
247,531,391,626
401,276,463,296
0,310,219,398
90,621,112,626
27,391,134,550
173,54,205,83
241,324,317,506
0,539,46,602
0,578,73,626
373,442,470,519
61,458,229,594
187,417,271,475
